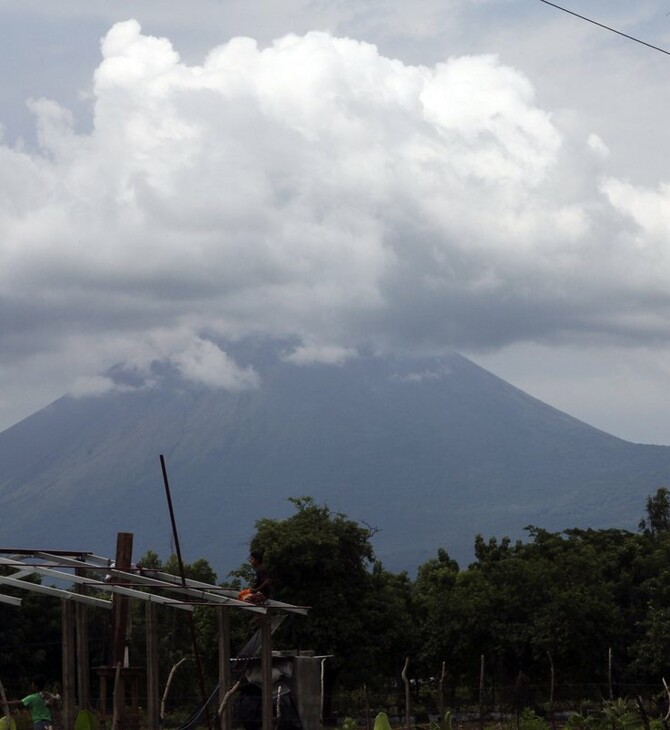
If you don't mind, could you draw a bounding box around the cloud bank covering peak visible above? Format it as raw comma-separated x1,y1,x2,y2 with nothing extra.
1,19,669,432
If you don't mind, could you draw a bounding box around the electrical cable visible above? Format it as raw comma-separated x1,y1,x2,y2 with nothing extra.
539,0,670,57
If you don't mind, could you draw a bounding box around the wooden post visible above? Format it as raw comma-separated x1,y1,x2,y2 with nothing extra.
547,651,555,730
608,647,613,700
364,683,371,730
107,533,133,730
76,570,90,712
218,607,232,730
401,657,410,730
438,661,446,730
112,663,122,730
0,677,12,726
146,602,160,730
62,598,77,730
99,672,108,719
261,612,273,730
478,655,485,730
111,532,134,667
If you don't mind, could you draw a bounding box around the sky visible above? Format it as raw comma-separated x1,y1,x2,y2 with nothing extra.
1,1,670,444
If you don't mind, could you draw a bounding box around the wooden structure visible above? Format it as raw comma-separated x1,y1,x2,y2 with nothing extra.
0,537,308,730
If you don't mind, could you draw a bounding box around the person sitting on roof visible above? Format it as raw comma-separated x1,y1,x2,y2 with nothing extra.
238,550,272,604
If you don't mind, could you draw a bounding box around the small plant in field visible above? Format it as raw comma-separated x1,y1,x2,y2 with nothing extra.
342,717,359,730
516,708,550,730
566,712,598,730
601,698,639,730
567,699,641,730
429,710,453,730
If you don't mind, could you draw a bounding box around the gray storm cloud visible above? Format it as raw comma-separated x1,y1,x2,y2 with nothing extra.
1,19,668,403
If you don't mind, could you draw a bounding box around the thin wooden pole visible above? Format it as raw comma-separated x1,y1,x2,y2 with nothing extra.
261,613,273,730
0,677,12,726
76,570,90,712
218,607,233,730
218,681,241,727
608,647,613,700
438,661,446,730
62,598,77,730
401,656,410,730
112,662,122,730
320,658,326,730
161,658,188,723
146,602,160,730
478,655,485,730
159,455,210,725
547,651,555,730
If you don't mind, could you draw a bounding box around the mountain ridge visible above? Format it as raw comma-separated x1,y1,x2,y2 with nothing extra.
1,349,668,577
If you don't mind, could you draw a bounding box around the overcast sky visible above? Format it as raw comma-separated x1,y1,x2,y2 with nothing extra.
1,1,670,444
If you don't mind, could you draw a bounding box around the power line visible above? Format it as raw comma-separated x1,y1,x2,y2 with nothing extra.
539,0,670,57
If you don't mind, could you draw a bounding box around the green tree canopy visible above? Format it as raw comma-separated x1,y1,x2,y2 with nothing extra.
244,495,414,687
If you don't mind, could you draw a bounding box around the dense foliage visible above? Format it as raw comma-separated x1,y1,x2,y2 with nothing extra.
4,489,670,714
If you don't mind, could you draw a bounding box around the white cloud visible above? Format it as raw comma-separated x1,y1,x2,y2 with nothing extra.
283,344,357,366
1,15,670,438
169,338,260,390
69,374,124,398
587,133,609,159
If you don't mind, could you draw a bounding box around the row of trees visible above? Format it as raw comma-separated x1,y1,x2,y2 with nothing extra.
3,490,670,712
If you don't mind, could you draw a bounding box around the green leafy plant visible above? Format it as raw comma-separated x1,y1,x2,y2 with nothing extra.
517,708,550,730
342,716,359,730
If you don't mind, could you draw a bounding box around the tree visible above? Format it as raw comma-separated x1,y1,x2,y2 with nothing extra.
241,496,411,688
412,549,460,677
639,487,670,536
